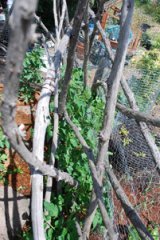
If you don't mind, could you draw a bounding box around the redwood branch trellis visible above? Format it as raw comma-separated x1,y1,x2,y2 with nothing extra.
0,0,158,239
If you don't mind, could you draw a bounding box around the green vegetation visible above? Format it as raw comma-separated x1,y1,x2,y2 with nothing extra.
133,151,146,158
128,224,159,240
130,29,160,111
0,127,23,182
42,68,110,239
19,46,44,103
136,0,160,23
119,125,132,147
0,127,9,182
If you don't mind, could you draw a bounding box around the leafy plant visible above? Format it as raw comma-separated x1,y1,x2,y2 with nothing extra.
0,127,24,182
128,224,159,240
136,0,160,23
119,125,129,137
19,45,45,103
133,151,146,158
43,68,108,239
130,40,160,111
21,229,33,240
0,127,9,181
119,125,132,146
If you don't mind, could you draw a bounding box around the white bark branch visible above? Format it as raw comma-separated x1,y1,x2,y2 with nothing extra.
53,0,60,43
0,5,76,237
31,26,74,239
58,0,67,39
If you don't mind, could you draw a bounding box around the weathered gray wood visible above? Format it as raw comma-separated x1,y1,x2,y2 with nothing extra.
0,3,77,239
84,1,134,237
121,77,160,174
117,102,160,128
31,27,73,239
83,1,153,239
83,3,90,87
59,0,89,115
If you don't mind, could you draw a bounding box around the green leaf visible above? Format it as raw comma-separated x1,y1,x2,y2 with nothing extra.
44,201,59,218
46,125,53,142
47,228,54,240
61,228,68,238
5,140,10,149
0,163,6,171
70,138,77,147
0,141,4,148
0,154,7,161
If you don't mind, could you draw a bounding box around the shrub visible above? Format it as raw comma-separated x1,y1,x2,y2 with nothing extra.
19,45,45,103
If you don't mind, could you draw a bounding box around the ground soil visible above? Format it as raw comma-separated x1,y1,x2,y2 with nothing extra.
3,151,31,196
113,178,160,226
0,83,34,197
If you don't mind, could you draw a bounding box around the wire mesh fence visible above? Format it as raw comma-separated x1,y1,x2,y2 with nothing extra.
109,67,160,239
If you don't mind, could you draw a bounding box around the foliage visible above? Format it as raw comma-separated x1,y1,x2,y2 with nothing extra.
141,33,152,50
0,127,9,181
0,127,23,182
137,49,160,70
43,68,107,239
133,151,146,157
136,0,160,22
150,33,160,49
130,32,160,111
128,224,159,240
19,45,44,103
119,125,132,147
21,229,33,240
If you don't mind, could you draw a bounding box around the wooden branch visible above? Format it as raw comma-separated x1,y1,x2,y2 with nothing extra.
53,0,59,43
34,14,55,44
58,0,67,40
0,7,76,238
31,26,73,239
92,0,160,173
90,1,158,238
83,192,98,239
89,8,114,62
121,76,160,173
75,221,83,240
83,2,131,237
83,1,106,87
64,108,153,240
121,76,137,109
95,0,160,179
64,111,117,240
31,71,55,239
96,0,134,221
84,1,153,239
45,64,59,203
105,165,154,240
59,0,89,115
64,1,70,28
117,102,160,127
83,3,90,87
